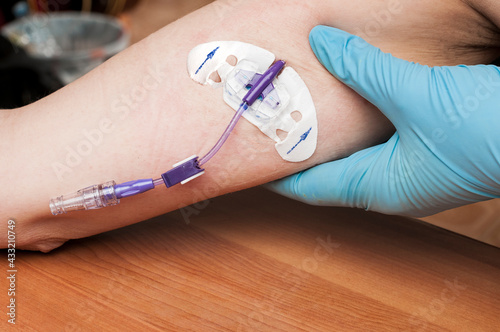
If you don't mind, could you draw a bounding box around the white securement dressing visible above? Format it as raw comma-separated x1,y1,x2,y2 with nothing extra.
187,41,318,162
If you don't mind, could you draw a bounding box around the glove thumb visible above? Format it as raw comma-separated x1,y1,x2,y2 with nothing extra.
266,135,405,214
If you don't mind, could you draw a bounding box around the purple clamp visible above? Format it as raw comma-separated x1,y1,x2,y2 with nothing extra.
114,179,155,199
161,155,205,188
243,60,285,106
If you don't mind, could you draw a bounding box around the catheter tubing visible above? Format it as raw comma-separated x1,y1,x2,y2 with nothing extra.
199,102,248,165
199,60,286,166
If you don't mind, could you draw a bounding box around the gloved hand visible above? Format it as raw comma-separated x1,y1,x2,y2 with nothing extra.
268,26,500,217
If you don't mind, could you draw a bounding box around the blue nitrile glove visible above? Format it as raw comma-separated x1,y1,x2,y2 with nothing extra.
268,26,500,217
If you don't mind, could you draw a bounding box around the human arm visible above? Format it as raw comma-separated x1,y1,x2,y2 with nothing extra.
1,0,499,251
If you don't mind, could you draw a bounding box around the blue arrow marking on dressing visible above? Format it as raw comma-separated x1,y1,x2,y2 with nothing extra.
287,127,312,155
195,46,220,75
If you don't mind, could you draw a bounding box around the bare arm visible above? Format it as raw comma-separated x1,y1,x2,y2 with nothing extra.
2,0,499,251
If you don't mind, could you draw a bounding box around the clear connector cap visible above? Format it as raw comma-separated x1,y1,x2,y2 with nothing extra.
50,180,119,215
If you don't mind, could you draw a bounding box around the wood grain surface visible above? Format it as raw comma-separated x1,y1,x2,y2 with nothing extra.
2,187,499,331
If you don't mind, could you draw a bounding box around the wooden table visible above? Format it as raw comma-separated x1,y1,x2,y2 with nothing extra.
2,187,499,331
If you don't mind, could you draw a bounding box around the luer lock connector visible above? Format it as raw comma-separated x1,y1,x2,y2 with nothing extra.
50,180,119,215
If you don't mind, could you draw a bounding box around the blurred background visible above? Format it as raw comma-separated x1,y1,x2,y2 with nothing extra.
0,0,212,109
0,0,498,247
0,0,136,108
